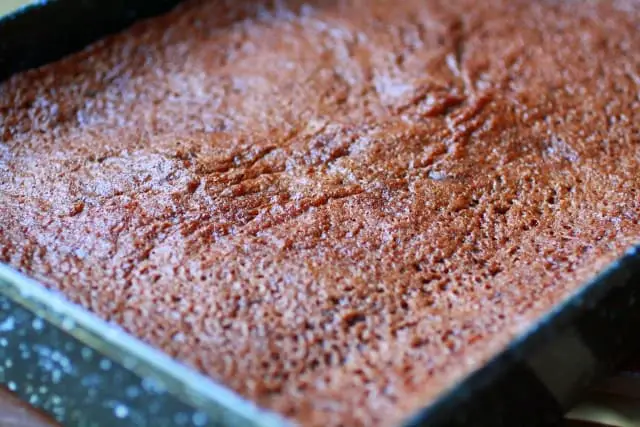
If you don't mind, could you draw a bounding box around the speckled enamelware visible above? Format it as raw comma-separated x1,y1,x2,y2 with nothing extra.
0,2,639,427
0,264,287,427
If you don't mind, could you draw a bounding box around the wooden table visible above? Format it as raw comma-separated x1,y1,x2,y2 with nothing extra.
0,388,59,427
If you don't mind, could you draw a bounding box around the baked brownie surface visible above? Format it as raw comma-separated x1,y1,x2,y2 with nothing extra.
1,0,639,425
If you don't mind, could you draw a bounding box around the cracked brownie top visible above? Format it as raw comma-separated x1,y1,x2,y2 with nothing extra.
1,0,639,425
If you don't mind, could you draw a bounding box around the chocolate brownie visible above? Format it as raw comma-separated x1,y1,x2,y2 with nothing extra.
1,0,639,425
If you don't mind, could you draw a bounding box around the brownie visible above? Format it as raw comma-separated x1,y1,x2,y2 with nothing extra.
1,0,639,425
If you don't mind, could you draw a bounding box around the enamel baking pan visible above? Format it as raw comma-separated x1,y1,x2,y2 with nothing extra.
1,1,640,426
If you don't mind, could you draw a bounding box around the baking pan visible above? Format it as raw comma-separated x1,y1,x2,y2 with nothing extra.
567,373,640,427
0,0,182,81
1,1,640,426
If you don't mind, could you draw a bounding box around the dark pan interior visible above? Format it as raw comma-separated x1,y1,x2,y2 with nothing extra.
0,0,183,82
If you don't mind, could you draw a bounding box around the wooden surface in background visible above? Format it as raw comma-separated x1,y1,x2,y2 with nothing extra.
0,388,59,427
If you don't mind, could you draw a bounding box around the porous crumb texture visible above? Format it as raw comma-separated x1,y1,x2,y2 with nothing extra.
1,0,639,425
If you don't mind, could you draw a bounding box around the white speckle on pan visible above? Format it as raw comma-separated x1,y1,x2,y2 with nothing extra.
125,385,140,399
192,411,207,427
141,377,165,393
81,347,93,361
7,381,16,391
32,318,44,331
51,369,62,384
33,344,51,357
99,358,112,371
61,317,76,331
0,317,15,332
52,405,66,417
114,404,129,419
